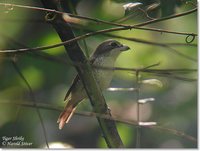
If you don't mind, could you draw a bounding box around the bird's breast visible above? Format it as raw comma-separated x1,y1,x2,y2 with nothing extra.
93,57,115,90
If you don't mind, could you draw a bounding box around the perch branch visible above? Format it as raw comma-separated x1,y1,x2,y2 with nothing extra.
39,0,123,148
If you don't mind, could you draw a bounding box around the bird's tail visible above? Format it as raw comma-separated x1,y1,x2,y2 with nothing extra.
57,103,77,130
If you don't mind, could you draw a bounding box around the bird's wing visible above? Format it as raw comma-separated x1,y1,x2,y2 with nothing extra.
64,58,96,101
64,74,80,101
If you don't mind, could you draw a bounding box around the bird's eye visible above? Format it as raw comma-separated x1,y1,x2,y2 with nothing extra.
110,42,119,47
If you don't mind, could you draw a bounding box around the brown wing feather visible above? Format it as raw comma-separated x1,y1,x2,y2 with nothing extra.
64,57,96,101
64,74,79,101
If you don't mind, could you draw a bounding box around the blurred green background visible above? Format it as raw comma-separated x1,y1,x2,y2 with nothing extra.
0,0,197,148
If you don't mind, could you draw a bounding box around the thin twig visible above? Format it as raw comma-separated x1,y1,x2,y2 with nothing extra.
103,34,197,62
0,3,197,36
135,62,160,147
13,106,22,136
0,5,197,62
1,38,196,82
135,71,141,147
2,51,197,82
0,100,197,143
11,61,49,148
70,25,197,47
0,30,197,62
1,17,197,38
133,7,197,27
4,55,197,82
2,35,196,82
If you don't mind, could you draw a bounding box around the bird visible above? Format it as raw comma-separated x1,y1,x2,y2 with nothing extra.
57,39,130,129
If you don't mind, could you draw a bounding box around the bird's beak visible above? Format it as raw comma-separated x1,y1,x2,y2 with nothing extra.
120,44,130,51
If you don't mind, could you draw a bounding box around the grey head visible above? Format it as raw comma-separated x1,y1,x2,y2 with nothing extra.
91,39,130,59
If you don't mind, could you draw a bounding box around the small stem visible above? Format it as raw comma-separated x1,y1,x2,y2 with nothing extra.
0,100,197,143
0,31,197,63
0,3,197,37
11,61,49,148
135,70,141,148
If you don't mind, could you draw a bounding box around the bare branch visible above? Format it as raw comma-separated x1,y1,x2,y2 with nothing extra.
0,30,197,62
1,34,196,82
0,3,197,36
0,100,197,143
11,61,49,148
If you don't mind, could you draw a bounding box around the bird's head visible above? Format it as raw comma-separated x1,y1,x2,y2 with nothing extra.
92,39,130,60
